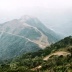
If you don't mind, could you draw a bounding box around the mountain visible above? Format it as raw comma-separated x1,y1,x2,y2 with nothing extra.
0,15,60,59
0,36,72,72
57,21,72,36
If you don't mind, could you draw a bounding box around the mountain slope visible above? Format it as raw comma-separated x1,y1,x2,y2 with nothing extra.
20,15,61,43
55,21,72,36
0,15,60,59
0,36,72,72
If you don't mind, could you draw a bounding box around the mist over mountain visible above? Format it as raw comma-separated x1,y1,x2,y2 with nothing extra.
0,8,72,37
0,15,60,59
0,0,72,72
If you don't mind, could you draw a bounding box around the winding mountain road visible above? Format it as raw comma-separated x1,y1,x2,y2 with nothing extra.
31,51,71,71
0,26,49,48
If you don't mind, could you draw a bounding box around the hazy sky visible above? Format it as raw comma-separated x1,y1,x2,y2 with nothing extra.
0,0,72,22
0,0,72,35
0,0,72,9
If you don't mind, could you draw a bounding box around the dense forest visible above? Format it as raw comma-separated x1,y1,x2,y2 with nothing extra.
0,36,72,72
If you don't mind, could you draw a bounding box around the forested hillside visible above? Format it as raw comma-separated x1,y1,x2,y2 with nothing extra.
0,36,72,72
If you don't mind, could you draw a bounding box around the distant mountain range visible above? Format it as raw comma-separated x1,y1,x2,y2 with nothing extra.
0,15,61,59
57,21,72,36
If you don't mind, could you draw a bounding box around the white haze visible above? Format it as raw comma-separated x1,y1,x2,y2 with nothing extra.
0,0,72,36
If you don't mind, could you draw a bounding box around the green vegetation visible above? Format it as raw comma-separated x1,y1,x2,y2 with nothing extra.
0,36,72,72
0,33,40,59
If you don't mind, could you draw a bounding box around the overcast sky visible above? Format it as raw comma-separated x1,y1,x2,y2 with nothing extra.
0,0,72,21
0,0,72,9
0,0,72,35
